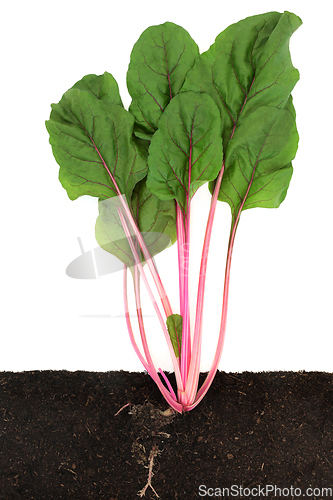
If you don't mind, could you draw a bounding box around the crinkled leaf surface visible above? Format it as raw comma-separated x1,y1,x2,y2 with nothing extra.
182,11,302,149
217,105,298,222
46,89,147,203
95,177,177,269
166,314,183,358
70,71,123,107
127,22,199,140
147,91,223,212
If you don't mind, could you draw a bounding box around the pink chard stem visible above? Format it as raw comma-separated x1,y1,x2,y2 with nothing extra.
180,205,191,391
185,163,225,407
191,123,262,411
179,131,195,403
93,139,172,317
118,195,173,318
133,267,155,372
123,264,183,413
186,211,239,411
176,203,186,320
118,207,184,411
123,265,151,373
118,208,182,377
133,267,180,407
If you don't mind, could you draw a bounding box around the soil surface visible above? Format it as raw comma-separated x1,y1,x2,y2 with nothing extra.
0,370,332,499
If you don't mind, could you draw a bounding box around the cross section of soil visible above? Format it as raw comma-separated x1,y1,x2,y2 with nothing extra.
0,370,332,499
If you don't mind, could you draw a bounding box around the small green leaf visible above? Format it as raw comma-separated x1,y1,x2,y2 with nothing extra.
127,22,199,139
70,71,123,107
46,89,147,203
166,314,183,358
215,104,299,221
95,177,177,268
182,11,302,149
147,91,223,212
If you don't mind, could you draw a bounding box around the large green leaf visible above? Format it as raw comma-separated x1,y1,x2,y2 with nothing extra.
181,11,302,149
70,71,123,107
216,105,298,222
95,177,177,268
146,91,223,212
46,89,147,203
127,22,199,140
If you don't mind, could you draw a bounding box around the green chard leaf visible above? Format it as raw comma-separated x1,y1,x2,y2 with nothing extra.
127,22,199,140
217,103,299,222
95,177,177,269
70,71,123,107
166,314,183,358
46,88,147,203
181,11,302,149
146,91,223,212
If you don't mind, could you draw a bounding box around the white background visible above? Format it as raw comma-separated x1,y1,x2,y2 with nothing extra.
1,0,332,374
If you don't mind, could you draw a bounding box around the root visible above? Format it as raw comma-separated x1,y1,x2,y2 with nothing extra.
137,445,161,498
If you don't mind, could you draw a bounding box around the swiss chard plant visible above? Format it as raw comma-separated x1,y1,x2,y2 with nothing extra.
46,11,301,413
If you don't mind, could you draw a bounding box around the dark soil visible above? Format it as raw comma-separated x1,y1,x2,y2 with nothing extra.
0,370,332,499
